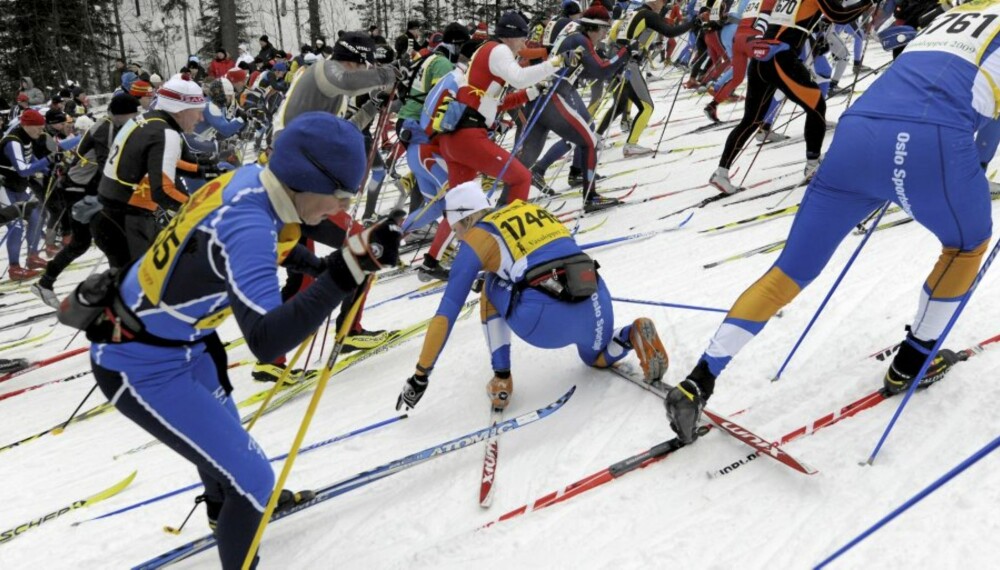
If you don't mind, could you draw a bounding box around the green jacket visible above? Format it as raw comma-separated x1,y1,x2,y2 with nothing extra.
398,53,455,121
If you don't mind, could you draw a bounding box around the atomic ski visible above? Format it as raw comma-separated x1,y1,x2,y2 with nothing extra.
132,386,576,569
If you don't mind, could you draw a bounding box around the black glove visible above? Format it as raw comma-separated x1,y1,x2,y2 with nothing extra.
281,243,327,277
396,373,429,411
326,218,402,290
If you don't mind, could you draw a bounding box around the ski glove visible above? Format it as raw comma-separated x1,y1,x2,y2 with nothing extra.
396,373,429,411
326,218,402,290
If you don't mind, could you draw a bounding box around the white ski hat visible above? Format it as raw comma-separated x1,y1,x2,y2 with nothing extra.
445,181,492,227
156,75,206,113
74,115,95,134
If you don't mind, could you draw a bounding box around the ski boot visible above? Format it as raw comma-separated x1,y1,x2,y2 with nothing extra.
251,362,314,384
704,100,720,123
884,335,964,395
7,265,40,282
531,169,557,196
626,317,669,382
755,129,790,143
623,143,654,158
343,328,394,353
803,157,821,181
30,281,60,308
584,194,622,213
486,371,513,411
418,254,450,282
665,359,715,444
709,167,742,195
26,254,48,270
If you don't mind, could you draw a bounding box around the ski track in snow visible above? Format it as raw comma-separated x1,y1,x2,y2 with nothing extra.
3,49,1000,569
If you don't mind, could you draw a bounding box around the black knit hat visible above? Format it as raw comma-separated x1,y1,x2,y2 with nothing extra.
108,93,141,116
443,22,471,45
333,32,376,64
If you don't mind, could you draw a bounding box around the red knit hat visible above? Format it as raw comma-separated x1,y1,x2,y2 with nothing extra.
16,93,29,102
226,68,248,83
129,80,153,97
580,5,612,24
20,109,44,126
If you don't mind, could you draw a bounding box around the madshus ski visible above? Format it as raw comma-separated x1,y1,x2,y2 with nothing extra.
131,386,576,569
705,332,1000,479
608,363,814,474
0,471,136,545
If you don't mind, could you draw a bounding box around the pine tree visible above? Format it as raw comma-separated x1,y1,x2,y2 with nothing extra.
0,0,122,96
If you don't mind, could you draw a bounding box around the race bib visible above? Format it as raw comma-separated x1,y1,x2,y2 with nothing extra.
138,174,230,305
484,201,570,261
906,0,1000,65
743,0,763,18
768,0,803,27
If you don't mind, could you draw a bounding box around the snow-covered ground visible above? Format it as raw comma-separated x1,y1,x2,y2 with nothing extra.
4,46,1000,570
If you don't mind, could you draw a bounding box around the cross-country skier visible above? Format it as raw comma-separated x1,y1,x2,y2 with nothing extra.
520,5,631,211
394,181,669,412
665,0,998,443
435,11,566,205
0,108,52,281
708,0,873,194
64,113,402,569
596,0,696,157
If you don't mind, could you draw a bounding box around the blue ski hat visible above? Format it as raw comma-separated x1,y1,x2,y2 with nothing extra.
120,71,138,91
270,112,365,196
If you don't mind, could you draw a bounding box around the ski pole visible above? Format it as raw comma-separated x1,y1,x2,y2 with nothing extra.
652,73,686,158
818,429,1000,568
52,383,98,435
244,332,316,431
867,236,1000,465
771,202,890,382
611,296,729,314
485,65,574,201
241,274,376,570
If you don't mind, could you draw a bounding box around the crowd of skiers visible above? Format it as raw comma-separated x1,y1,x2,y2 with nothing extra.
0,0,982,564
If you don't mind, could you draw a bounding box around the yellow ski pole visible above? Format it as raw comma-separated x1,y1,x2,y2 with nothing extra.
244,332,316,432
240,274,376,570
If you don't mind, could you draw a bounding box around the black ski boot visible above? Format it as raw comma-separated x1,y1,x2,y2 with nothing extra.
665,359,715,444
418,254,451,282
884,334,964,395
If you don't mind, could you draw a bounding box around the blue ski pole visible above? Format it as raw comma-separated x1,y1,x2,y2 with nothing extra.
818,430,1000,568
772,202,890,382
867,236,1000,464
611,296,729,314
485,65,576,201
